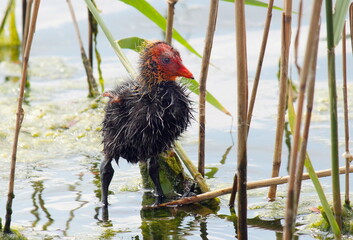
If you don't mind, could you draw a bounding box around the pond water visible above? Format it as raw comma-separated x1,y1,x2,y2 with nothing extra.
1,0,353,239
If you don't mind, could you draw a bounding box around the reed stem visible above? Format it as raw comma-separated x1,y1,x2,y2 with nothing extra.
198,0,219,177
283,1,322,238
325,0,342,229
88,9,93,68
234,0,248,238
247,0,274,135
166,0,177,44
350,4,353,55
293,21,320,221
269,0,292,202
4,0,40,233
67,0,99,98
21,0,26,39
342,23,350,206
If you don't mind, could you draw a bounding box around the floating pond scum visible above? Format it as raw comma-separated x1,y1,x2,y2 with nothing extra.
1,0,353,239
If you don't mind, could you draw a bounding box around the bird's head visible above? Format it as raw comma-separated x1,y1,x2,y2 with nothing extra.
139,41,194,84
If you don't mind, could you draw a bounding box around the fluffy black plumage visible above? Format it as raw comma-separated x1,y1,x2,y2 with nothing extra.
102,79,192,164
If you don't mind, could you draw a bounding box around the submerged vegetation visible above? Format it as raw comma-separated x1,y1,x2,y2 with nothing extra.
0,0,353,239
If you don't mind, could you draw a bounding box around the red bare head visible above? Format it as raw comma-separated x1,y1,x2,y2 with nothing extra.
139,41,194,84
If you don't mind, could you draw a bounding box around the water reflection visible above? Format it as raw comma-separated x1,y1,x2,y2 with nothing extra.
30,181,54,230
29,170,90,236
219,208,302,240
205,144,233,179
63,173,89,236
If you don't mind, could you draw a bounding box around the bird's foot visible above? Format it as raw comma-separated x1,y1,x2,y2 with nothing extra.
181,182,197,198
151,194,165,207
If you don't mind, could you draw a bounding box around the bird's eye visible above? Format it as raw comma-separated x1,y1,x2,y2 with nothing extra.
162,57,171,64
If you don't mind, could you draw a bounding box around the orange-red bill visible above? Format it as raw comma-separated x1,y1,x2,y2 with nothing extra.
177,65,194,79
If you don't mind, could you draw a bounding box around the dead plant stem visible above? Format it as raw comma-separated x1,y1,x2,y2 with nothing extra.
88,9,94,67
269,1,292,202
22,0,33,58
283,0,322,238
4,0,41,233
166,0,177,44
67,0,99,98
234,0,248,238
198,0,219,177
247,0,274,135
293,23,320,219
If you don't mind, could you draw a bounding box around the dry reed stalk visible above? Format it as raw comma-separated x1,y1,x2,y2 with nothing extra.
294,0,303,74
229,174,237,206
88,9,94,67
293,24,320,219
350,4,353,54
3,0,41,233
342,23,350,206
67,0,99,98
283,1,322,238
148,165,353,208
165,0,178,44
234,0,248,238
22,0,33,59
22,0,26,35
198,0,219,177
268,0,292,202
246,0,274,134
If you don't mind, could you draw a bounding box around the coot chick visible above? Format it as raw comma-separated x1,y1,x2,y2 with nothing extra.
101,41,194,206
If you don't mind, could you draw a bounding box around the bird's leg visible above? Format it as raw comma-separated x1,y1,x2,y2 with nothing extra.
100,154,115,207
148,156,165,204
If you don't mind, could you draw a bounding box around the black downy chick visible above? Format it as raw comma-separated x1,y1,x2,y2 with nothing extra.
101,41,194,206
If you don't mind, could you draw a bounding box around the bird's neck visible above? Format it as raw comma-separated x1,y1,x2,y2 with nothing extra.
137,75,176,94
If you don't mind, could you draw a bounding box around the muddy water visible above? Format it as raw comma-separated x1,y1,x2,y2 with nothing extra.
1,0,353,239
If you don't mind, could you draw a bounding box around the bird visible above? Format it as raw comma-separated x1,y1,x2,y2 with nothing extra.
101,41,194,206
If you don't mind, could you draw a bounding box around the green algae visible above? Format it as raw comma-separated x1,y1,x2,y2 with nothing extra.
98,228,131,240
308,204,353,237
0,229,28,240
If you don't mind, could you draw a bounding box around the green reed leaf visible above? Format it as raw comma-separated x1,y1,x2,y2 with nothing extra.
118,0,202,58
